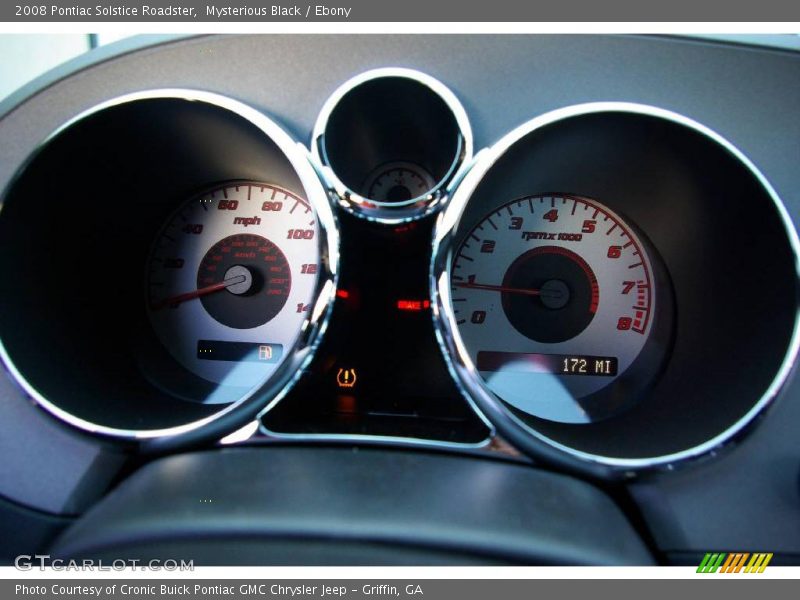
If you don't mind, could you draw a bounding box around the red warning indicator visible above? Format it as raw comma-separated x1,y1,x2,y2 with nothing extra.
396,299,430,311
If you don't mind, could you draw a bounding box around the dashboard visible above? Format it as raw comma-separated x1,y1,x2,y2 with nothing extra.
0,34,799,565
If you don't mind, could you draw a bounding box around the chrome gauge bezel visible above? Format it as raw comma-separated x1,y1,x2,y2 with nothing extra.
0,89,340,443
311,68,474,224
431,102,800,477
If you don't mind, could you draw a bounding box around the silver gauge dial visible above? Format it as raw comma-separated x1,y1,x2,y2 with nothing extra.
452,194,663,424
363,162,436,204
146,182,321,402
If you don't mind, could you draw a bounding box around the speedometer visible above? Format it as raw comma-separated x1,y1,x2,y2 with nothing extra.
452,194,669,423
147,181,321,402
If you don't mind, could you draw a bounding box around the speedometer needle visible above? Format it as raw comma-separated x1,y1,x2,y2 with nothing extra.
453,281,542,297
151,274,247,310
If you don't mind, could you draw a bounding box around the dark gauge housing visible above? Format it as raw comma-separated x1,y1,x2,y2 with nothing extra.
262,212,490,445
0,91,337,445
432,103,800,476
313,69,472,223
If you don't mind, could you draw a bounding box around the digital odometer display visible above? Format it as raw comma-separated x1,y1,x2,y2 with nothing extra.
196,340,284,363
476,352,618,377
452,194,663,424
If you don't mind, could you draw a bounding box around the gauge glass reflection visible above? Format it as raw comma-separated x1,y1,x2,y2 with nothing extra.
451,194,668,423
146,182,320,402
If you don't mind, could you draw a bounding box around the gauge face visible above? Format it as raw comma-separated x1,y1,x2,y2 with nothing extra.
363,161,436,204
147,182,320,401
452,194,664,424
196,234,291,329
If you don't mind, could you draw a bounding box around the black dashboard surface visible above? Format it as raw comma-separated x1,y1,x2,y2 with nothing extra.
48,447,654,565
1,34,799,564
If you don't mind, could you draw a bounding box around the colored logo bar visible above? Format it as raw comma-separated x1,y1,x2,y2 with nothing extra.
697,552,773,573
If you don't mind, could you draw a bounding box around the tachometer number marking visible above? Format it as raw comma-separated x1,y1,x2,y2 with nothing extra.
450,193,658,423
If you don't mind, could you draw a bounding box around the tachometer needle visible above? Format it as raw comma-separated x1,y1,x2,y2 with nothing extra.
453,281,542,296
151,274,248,310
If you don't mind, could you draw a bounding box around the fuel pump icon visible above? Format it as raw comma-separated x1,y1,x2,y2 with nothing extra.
336,368,357,389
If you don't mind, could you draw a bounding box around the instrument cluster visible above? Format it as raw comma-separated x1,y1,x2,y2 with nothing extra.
0,69,797,478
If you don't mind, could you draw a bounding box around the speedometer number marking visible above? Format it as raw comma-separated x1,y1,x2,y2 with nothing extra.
146,182,320,392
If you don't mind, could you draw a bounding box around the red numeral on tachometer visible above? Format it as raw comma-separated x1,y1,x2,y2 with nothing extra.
543,209,558,222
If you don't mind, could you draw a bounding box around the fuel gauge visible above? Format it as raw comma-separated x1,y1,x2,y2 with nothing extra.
363,162,436,205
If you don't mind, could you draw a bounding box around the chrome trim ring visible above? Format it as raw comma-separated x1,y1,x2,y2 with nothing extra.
255,428,494,451
431,101,800,478
0,89,340,443
311,68,473,225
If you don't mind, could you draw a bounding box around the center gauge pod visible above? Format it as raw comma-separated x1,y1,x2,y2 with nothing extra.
312,68,473,224
432,102,800,480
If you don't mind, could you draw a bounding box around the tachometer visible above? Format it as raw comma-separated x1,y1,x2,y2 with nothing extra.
147,182,320,401
452,194,667,423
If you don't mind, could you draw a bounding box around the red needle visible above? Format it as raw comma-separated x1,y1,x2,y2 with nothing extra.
151,275,246,310
453,281,542,297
